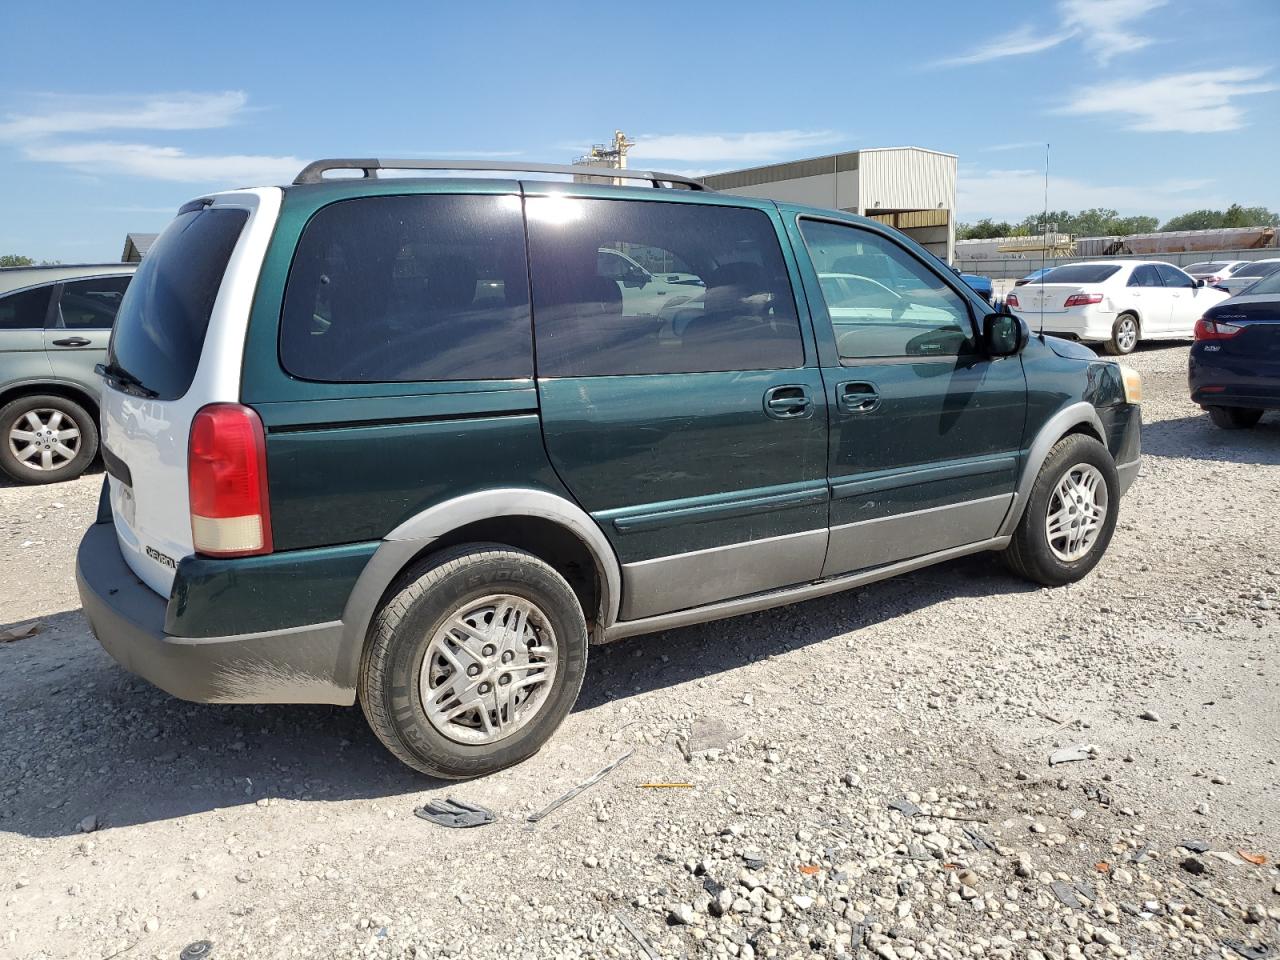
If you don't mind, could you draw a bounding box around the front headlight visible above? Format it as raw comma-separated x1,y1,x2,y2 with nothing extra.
1119,364,1143,404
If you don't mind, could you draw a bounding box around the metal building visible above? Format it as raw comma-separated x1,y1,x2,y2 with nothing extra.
702,146,957,262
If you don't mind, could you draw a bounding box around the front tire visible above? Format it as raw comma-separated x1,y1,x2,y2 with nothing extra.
1003,434,1119,586
1206,406,1263,430
359,544,589,779
0,394,98,484
1103,313,1139,356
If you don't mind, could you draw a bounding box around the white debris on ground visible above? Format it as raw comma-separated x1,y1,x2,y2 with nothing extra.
0,344,1277,959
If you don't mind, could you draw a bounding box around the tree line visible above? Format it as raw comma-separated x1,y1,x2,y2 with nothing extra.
958,204,1280,241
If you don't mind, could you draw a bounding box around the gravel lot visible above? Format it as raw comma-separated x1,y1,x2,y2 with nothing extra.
2,343,1277,960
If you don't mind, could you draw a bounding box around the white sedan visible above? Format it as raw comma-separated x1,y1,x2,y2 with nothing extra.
1005,260,1229,355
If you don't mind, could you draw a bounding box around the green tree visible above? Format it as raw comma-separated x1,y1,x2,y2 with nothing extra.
957,218,1017,240
0,254,35,267
1159,205,1279,231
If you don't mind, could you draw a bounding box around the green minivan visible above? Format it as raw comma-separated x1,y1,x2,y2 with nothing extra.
76,160,1142,778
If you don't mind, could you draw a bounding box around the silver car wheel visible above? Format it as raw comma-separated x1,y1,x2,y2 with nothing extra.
1116,316,1138,353
1045,462,1109,563
8,408,81,472
419,594,559,745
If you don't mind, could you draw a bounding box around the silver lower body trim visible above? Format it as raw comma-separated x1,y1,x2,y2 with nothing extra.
602,536,1011,642
1116,458,1140,496
620,528,826,620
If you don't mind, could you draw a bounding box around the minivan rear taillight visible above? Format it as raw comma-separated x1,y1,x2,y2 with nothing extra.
188,403,272,557
1194,317,1244,341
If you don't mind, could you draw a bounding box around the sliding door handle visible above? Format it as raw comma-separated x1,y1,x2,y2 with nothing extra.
837,381,880,413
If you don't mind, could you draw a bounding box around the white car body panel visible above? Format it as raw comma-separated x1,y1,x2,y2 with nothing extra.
1009,260,1229,344
1215,259,1280,297
101,188,282,597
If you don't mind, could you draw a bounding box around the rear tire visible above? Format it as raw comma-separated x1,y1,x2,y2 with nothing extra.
1103,313,1139,356
359,543,589,779
0,394,98,485
1207,406,1263,429
1002,434,1119,587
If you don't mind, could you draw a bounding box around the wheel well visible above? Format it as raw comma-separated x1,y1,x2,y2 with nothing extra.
416,516,603,628
0,383,99,423
1062,421,1106,446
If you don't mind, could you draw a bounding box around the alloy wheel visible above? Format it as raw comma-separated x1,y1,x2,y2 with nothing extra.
1045,462,1109,562
7,408,82,472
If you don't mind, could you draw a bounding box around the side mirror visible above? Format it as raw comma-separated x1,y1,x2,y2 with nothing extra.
983,311,1029,357
623,267,650,289
1193,277,1205,287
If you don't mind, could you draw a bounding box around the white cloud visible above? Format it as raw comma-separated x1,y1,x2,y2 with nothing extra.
625,130,846,164
935,26,1073,67
958,167,1218,221
1060,67,1277,133
0,91,249,140
1059,0,1165,66
981,141,1048,153
935,0,1164,68
23,141,303,184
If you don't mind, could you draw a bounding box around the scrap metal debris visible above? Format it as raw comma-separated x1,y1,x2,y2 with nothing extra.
1049,743,1096,766
1180,839,1212,853
888,798,922,818
616,913,660,960
414,797,496,829
180,942,214,960
1224,941,1272,960
527,749,633,824
1050,881,1084,908
961,825,995,851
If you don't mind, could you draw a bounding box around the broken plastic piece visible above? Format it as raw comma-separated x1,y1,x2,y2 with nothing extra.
1238,850,1267,866
1224,941,1272,960
1180,839,1211,853
180,942,214,960
414,797,496,829
1049,744,1093,766
888,798,922,818
527,750,633,823
1050,881,1083,908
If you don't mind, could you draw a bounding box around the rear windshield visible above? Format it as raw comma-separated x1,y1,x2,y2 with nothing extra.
1232,262,1280,281
1240,270,1280,295
1038,264,1122,284
1186,261,1233,273
108,206,247,400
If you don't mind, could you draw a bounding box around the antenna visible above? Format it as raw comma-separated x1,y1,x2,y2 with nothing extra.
1038,142,1049,340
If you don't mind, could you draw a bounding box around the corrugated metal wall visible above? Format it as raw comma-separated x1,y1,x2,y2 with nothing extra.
859,148,956,214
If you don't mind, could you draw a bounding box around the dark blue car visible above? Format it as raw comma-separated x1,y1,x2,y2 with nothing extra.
1189,269,1280,428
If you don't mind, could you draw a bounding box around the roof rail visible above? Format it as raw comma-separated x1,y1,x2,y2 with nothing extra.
292,158,709,191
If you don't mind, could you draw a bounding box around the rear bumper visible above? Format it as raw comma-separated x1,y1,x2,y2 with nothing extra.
1035,307,1117,343
76,521,354,705
1188,349,1280,410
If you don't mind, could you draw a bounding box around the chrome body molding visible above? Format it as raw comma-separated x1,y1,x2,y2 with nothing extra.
620,528,827,620
603,536,1011,642
996,401,1107,539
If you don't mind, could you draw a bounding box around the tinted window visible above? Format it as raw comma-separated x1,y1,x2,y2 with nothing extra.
281,195,532,382
56,275,132,329
1040,264,1122,284
109,207,247,400
1232,262,1280,281
1244,270,1280,295
1127,265,1163,288
1155,263,1194,288
799,219,974,359
527,197,802,376
0,285,53,330
1186,261,1233,273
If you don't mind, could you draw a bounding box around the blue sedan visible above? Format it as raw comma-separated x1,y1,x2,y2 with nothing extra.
1189,269,1280,428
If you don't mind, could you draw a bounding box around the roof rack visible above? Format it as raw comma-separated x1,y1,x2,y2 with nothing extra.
292,158,709,191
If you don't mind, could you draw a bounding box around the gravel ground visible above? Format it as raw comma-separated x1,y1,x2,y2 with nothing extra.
1,343,1277,960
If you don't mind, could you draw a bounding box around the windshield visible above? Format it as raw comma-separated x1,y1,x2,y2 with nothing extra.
1241,270,1280,295
1038,264,1122,284
107,206,247,400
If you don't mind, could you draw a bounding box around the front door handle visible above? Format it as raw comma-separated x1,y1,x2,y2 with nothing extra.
763,384,813,419
51,337,92,347
837,381,880,413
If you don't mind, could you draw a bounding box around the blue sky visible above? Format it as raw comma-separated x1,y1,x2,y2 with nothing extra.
2,0,1277,263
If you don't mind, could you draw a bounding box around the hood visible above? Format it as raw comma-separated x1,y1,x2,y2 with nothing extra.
1043,335,1098,361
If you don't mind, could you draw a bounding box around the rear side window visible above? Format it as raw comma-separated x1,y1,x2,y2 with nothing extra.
1040,264,1122,284
0,285,53,330
56,275,132,329
1235,262,1280,281
280,195,532,382
1127,265,1163,288
527,197,802,376
109,207,248,400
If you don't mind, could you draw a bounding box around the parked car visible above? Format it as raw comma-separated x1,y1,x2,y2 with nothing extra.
0,264,136,483
595,245,703,317
76,159,1142,779
1015,268,1052,287
959,271,994,304
1004,260,1229,355
1212,258,1280,297
1190,268,1280,429
1183,260,1247,287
